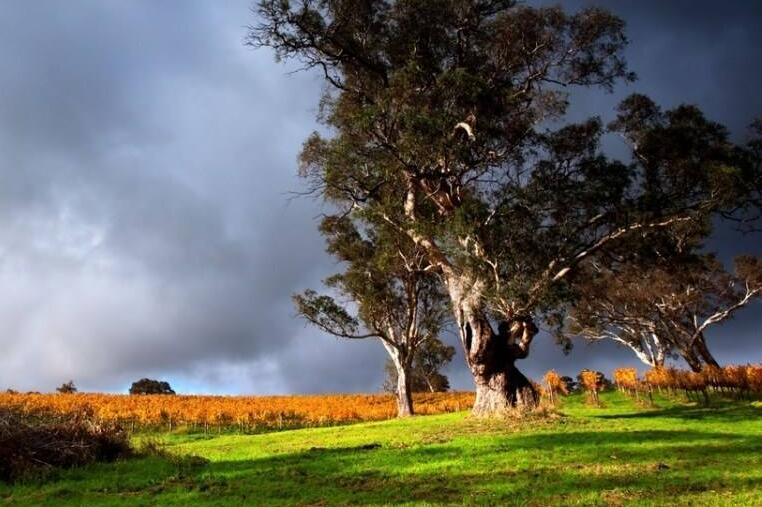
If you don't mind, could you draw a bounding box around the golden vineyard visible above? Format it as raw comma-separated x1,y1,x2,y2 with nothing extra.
4,364,760,434
614,364,762,395
0,391,475,433
543,364,762,402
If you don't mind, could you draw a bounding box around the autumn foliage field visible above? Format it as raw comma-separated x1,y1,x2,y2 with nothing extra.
3,364,762,436
0,391,475,433
542,364,762,402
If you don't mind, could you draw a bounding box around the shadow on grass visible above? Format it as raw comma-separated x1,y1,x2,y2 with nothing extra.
590,399,762,422
167,428,762,506
4,418,762,506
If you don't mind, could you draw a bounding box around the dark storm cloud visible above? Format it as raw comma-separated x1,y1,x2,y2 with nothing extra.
559,0,762,150
0,1,760,394
0,0,388,393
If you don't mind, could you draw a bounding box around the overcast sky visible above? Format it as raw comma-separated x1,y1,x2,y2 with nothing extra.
1,1,760,394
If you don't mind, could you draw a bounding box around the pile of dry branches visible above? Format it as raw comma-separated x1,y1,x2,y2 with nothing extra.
0,407,131,482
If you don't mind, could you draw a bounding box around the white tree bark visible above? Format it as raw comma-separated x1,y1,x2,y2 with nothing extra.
381,339,413,417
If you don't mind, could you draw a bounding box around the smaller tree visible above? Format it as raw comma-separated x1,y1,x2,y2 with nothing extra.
294,217,449,417
56,380,77,394
412,338,456,392
383,338,456,394
129,378,175,395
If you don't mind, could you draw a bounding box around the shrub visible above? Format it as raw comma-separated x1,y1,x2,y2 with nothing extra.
543,370,568,405
56,381,77,394
613,368,639,391
579,369,608,405
129,378,175,395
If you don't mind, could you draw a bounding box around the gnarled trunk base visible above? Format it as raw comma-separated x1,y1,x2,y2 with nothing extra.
472,363,538,416
445,273,540,417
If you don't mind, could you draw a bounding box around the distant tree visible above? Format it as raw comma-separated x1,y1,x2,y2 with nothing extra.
560,376,578,393
654,256,762,371
294,217,450,417
412,338,456,392
383,338,456,393
129,378,175,395
56,381,77,394
563,255,762,371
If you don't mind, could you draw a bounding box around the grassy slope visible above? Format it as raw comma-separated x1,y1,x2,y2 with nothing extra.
2,392,761,506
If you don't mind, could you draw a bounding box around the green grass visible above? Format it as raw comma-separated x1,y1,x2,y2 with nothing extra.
2,391,762,506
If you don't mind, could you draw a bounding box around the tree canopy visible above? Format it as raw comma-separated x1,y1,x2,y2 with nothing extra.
129,378,175,395
293,216,450,416
564,254,762,371
252,0,762,414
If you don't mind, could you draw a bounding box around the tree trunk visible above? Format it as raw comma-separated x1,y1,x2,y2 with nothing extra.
382,340,414,417
692,333,719,368
654,347,665,368
400,184,537,415
473,362,537,415
624,341,659,368
680,346,703,373
395,361,414,417
446,276,538,415
650,333,666,367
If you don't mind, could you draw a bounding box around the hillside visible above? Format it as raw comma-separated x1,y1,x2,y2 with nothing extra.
2,392,762,506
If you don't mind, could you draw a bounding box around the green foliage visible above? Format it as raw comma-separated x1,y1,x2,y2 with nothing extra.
253,0,762,332
129,379,175,396
293,214,448,357
293,289,361,338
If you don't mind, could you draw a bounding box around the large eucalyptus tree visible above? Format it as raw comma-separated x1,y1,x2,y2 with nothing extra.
253,0,762,414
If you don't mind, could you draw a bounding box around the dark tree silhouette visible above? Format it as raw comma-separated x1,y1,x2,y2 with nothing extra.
129,378,175,395
56,381,77,394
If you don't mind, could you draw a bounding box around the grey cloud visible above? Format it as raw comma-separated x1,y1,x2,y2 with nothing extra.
0,1,760,394
0,1,343,393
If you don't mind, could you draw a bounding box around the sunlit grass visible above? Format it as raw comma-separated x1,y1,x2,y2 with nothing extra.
2,391,761,506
